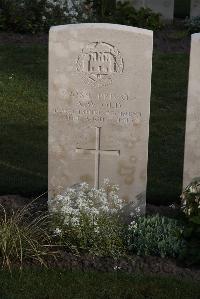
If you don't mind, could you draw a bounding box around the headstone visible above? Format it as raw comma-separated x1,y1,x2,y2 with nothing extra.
190,0,200,18
118,0,174,22
49,24,153,213
183,33,200,188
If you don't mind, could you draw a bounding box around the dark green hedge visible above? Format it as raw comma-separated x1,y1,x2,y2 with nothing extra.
174,0,190,18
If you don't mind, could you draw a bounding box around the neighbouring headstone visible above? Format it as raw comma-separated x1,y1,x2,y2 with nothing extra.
49,23,153,213
118,0,174,22
183,33,200,188
190,0,200,18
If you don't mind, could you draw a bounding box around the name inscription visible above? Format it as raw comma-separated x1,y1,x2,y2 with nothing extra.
52,89,142,126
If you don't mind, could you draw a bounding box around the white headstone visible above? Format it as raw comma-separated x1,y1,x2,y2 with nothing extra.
49,23,153,213
190,0,200,18
183,33,200,188
118,0,174,22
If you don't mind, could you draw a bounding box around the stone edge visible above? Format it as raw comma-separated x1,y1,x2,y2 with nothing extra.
49,23,153,37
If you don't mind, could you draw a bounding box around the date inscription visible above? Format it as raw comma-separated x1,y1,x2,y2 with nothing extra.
52,89,142,126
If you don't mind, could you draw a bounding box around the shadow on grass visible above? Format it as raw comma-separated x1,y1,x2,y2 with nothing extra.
0,269,199,299
0,122,47,196
147,52,189,205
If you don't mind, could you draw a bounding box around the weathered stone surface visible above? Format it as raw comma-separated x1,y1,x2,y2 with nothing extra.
190,0,200,18
118,0,174,21
48,24,153,212
183,33,200,188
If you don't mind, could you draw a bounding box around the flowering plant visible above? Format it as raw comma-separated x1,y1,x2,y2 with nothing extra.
180,180,200,265
181,180,200,223
48,179,125,257
127,215,184,258
0,0,88,33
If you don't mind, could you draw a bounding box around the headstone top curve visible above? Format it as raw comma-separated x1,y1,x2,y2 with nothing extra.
192,33,200,41
50,23,153,37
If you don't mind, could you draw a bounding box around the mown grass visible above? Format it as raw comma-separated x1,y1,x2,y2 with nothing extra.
0,269,199,299
0,44,189,204
148,52,189,204
0,45,48,196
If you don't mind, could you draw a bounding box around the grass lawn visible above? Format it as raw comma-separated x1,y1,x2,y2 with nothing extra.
0,269,199,299
0,45,48,196
0,44,189,205
148,52,189,204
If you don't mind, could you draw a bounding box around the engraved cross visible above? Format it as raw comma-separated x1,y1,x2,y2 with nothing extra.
76,127,120,189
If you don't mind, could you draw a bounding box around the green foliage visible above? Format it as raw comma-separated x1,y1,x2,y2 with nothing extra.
180,180,200,265
0,201,52,270
84,0,116,21
86,0,163,31
185,16,200,34
0,0,84,33
134,6,162,31
52,213,125,258
0,0,163,34
127,215,185,258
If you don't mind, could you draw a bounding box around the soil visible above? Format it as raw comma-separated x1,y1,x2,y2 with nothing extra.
47,252,200,282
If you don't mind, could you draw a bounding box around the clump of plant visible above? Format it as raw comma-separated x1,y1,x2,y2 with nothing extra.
84,0,116,22
48,179,125,258
135,6,162,31
0,0,162,33
127,214,184,258
185,16,200,34
85,0,163,31
0,202,53,270
113,2,162,31
0,0,87,33
180,179,200,265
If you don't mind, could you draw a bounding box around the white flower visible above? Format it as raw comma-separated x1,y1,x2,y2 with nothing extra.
103,178,110,185
189,186,197,193
169,204,176,209
113,265,121,271
53,227,62,236
94,227,100,234
70,217,79,226
48,180,124,232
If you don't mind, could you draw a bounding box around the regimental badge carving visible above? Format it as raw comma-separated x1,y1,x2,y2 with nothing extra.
76,42,124,87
